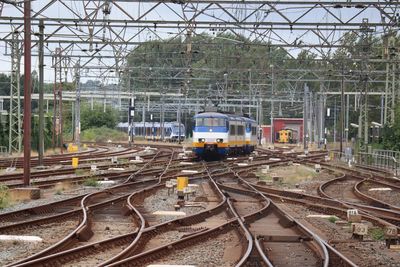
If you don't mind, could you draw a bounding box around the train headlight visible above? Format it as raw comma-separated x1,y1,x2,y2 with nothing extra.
198,138,205,143
216,138,223,143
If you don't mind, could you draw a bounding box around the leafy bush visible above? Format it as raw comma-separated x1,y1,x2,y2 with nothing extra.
369,228,385,241
328,216,338,223
81,104,118,131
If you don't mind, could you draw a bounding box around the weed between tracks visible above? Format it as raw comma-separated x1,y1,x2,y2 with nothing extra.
328,216,338,223
369,228,385,241
83,177,100,187
0,184,10,209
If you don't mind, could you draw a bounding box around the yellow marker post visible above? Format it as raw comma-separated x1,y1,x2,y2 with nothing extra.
176,176,188,191
176,176,188,199
72,157,79,168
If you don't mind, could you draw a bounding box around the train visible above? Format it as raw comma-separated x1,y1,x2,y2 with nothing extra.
192,111,258,158
277,129,298,144
117,121,185,141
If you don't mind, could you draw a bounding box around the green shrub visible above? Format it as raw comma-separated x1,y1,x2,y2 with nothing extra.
328,216,338,223
81,127,127,143
83,177,99,187
0,185,10,209
369,228,385,240
75,169,86,176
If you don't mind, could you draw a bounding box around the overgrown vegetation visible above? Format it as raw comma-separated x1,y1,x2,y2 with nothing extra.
81,127,127,142
83,177,99,187
0,185,10,209
369,228,385,241
80,103,118,131
74,169,87,176
328,216,338,223
380,105,400,151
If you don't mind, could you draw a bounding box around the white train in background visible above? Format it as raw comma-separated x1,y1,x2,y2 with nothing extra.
117,121,185,142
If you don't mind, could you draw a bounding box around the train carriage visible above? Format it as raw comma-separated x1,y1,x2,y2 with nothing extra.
117,121,185,142
192,112,257,158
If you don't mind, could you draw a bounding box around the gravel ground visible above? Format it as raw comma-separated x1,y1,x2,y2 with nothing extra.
0,183,118,215
277,202,400,267
0,219,78,266
359,182,400,207
142,230,187,252
63,245,128,267
143,186,207,224
148,230,241,266
253,165,336,196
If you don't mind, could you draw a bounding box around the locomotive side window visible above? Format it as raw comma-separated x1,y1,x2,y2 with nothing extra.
230,125,235,135
237,125,244,135
251,126,257,135
196,118,204,126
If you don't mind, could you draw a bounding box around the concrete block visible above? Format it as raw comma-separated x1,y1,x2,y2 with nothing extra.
0,235,42,243
10,187,40,201
368,187,392,192
152,211,186,216
108,167,125,171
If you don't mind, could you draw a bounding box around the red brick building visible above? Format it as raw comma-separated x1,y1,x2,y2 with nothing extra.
260,118,303,143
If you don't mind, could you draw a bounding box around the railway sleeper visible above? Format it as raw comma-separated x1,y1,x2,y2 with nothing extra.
260,234,313,243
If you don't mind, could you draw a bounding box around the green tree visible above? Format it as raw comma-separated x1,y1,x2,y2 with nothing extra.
80,103,118,131
381,105,400,151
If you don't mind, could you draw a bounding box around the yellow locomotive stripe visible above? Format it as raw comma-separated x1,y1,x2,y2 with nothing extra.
192,142,229,148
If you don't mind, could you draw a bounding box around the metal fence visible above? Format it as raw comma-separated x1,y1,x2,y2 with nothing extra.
357,152,399,176
329,150,399,177
372,149,400,162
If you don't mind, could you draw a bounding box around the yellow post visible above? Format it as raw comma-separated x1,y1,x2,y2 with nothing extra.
72,157,79,168
176,176,188,191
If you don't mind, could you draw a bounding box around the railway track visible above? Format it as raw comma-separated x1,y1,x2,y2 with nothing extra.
1,146,399,266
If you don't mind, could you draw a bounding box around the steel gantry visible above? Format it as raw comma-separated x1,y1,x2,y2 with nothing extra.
8,30,22,153
0,0,399,162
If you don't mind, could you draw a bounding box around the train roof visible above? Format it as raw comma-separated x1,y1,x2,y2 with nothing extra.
194,112,256,122
117,122,184,127
194,112,229,119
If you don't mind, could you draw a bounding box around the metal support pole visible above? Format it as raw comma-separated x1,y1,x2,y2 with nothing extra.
346,94,350,144
340,65,345,154
161,93,165,141
303,84,309,150
270,65,274,145
38,19,44,165
74,63,81,148
334,98,337,145
178,87,182,144
23,0,31,185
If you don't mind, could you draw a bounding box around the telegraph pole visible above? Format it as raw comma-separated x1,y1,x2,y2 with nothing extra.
23,0,31,185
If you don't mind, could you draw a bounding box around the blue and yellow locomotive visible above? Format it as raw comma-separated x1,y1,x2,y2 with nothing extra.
192,112,258,158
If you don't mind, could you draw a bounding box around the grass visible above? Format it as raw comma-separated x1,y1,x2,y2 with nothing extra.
369,228,385,241
328,216,338,223
55,190,63,195
75,169,87,176
83,177,99,187
81,127,128,143
0,185,10,209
